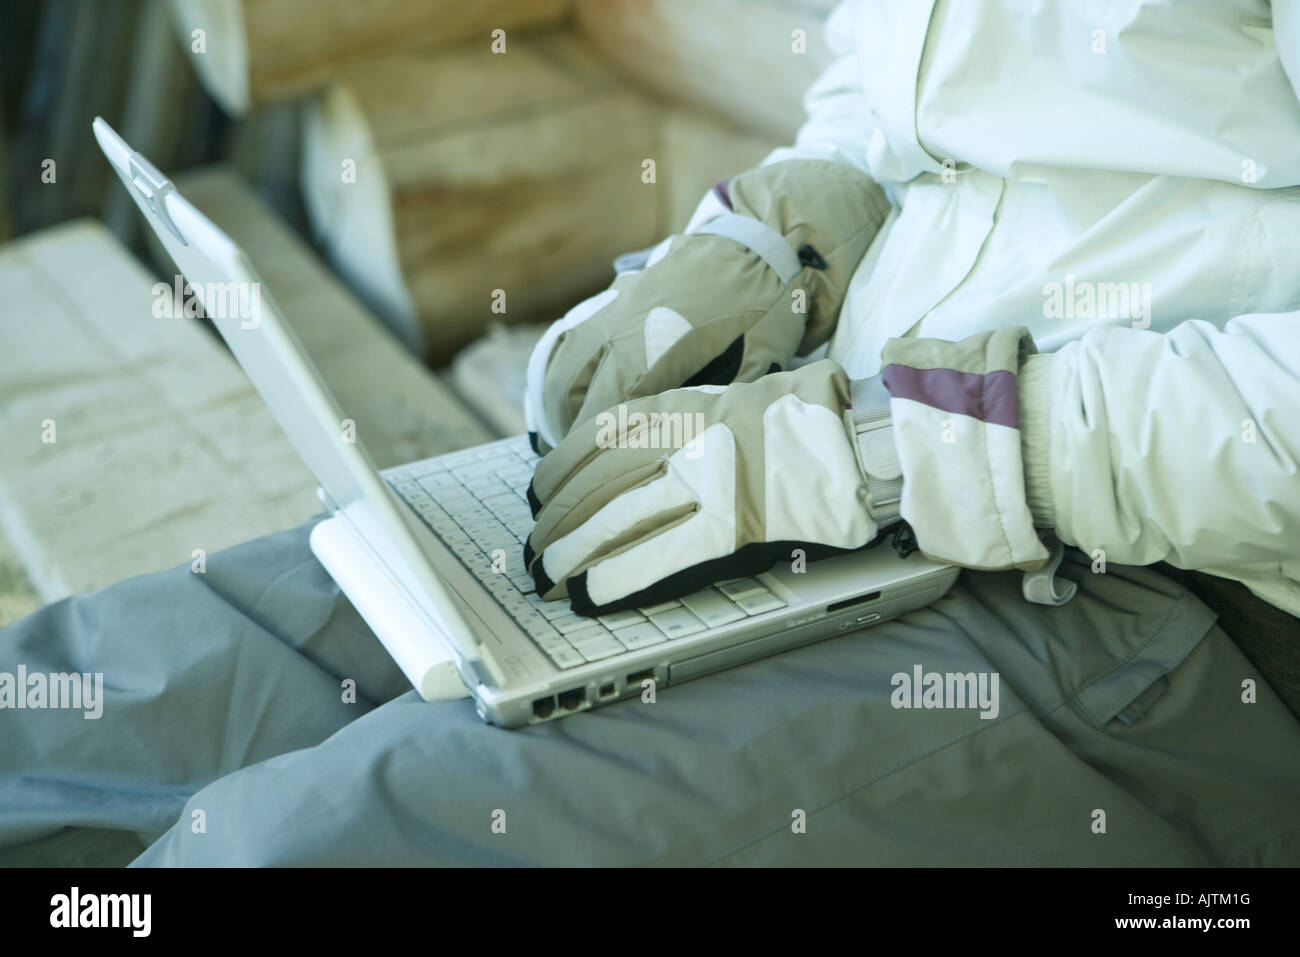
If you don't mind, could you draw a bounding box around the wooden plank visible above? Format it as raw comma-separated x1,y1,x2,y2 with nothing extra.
575,0,836,141
1,184,492,601
299,32,661,362
442,110,776,437
168,0,572,116
0,220,320,602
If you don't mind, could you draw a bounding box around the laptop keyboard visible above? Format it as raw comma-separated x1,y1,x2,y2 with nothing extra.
387,438,787,670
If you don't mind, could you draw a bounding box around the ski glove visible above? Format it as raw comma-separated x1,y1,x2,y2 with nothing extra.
523,159,891,453
522,359,903,616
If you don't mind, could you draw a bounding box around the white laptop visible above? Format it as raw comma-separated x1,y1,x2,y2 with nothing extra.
95,118,960,728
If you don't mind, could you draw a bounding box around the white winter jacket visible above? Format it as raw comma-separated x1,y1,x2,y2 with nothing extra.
704,0,1300,615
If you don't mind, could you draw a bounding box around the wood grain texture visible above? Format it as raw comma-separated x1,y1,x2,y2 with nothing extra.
1,179,490,602
300,32,661,362
168,0,571,115
0,219,320,602
575,0,835,141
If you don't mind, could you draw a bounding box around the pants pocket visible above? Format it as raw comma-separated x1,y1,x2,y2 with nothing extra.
1069,587,1217,728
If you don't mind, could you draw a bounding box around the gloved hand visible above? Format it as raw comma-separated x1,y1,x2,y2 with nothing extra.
522,359,903,615
523,159,891,453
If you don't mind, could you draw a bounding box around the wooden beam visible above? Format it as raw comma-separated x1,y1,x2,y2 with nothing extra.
167,0,572,116
1,178,491,601
575,0,836,141
299,32,661,362
0,220,320,601
443,110,778,438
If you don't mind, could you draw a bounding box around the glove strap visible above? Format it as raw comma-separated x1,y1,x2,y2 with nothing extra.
849,405,902,525
691,213,803,285
1021,532,1078,606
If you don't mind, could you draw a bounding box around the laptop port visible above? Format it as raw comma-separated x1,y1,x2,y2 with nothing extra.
627,667,655,685
826,591,881,614
557,687,586,711
532,696,556,720
599,681,616,699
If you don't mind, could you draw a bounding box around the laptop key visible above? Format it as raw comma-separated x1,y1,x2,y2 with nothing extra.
648,607,706,640
514,605,546,627
611,622,666,650
452,543,482,563
547,646,586,670
428,513,458,532
566,625,613,644
503,596,536,619
407,459,447,474
469,481,511,502
735,591,788,616
433,489,473,506
486,577,517,599
597,609,645,629
717,577,766,600
469,522,511,550
638,599,681,615
457,507,494,528
440,529,470,549
680,589,747,627
534,635,569,654
469,557,498,580
526,597,570,620
453,458,514,480
503,518,534,539
480,492,519,511
552,615,595,635
525,620,560,642
572,637,623,662
417,472,460,491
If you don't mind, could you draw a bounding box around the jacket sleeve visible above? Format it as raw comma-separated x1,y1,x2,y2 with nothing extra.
1019,311,1300,576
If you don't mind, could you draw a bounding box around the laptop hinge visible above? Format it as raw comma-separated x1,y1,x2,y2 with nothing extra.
128,152,188,246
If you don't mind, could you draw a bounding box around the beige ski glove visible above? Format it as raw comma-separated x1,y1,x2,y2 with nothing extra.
523,159,891,453
522,359,904,616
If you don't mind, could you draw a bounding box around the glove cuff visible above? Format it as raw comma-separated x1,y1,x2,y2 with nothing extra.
1018,354,1056,527
879,326,1051,572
